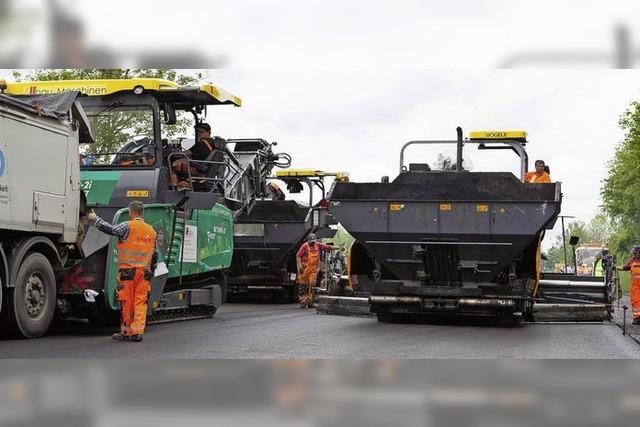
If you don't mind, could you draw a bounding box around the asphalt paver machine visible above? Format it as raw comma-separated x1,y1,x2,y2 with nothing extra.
229,169,348,302
327,128,616,322
5,78,265,324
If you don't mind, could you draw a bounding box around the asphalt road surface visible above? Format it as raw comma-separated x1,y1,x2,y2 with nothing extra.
0,303,638,358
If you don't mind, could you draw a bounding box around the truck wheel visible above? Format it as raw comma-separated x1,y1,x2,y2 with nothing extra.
5,252,57,338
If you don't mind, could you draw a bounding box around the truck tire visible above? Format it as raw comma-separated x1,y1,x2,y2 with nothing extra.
4,252,56,338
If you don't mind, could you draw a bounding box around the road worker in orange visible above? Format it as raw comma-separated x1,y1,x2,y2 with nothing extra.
621,246,640,325
524,159,551,184
296,233,336,308
88,201,158,342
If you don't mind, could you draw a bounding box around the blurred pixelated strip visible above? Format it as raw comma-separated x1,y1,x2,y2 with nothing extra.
1,0,640,68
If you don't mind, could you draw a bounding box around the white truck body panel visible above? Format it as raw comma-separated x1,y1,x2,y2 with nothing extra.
0,103,81,243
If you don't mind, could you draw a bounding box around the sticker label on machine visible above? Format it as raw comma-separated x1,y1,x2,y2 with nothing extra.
126,190,149,197
179,225,198,263
234,223,264,237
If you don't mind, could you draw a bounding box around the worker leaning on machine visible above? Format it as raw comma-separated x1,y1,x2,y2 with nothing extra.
619,246,640,325
88,201,158,342
524,159,552,184
296,234,337,309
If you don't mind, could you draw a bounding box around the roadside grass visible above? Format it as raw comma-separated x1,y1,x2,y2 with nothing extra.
620,270,631,294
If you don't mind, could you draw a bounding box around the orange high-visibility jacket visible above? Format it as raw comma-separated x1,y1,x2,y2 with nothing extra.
524,171,551,184
624,258,640,278
117,220,157,269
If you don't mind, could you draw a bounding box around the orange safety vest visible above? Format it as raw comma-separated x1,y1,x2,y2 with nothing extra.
117,219,157,269
630,259,640,280
298,247,321,285
524,171,551,184
305,248,320,271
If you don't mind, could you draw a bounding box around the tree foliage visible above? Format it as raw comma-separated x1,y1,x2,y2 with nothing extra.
12,69,204,155
601,97,640,259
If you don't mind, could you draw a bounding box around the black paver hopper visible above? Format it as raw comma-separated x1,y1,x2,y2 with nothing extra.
228,167,348,302
230,200,312,300
328,128,562,320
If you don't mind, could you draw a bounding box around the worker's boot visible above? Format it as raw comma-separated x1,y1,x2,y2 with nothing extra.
112,333,128,341
300,303,307,309
307,303,316,309
633,317,640,325
129,334,144,342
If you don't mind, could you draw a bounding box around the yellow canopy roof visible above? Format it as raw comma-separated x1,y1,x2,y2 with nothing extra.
5,78,241,107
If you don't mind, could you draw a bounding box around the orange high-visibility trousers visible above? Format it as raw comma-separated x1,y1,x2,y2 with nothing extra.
298,250,320,305
631,277,640,319
116,268,151,336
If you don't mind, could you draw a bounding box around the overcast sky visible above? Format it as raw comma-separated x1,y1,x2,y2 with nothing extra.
4,0,640,246
6,0,640,68
71,0,640,69
3,68,636,245
200,69,640,243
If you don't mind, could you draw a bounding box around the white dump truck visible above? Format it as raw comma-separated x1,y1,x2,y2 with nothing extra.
0,88,93,338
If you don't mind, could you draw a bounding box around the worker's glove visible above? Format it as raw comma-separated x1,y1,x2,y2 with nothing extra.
143,269,154,281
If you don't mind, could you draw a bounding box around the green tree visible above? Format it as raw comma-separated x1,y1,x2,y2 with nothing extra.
601,97,640,260
12,69,204,154
586,213,613,245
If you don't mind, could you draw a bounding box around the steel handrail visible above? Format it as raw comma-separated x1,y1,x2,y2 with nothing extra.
398,128,529,181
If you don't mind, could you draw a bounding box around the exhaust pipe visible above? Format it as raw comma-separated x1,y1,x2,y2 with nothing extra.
456,126,464,171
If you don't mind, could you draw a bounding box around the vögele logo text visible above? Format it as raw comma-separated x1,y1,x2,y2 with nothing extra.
485,132,507,138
